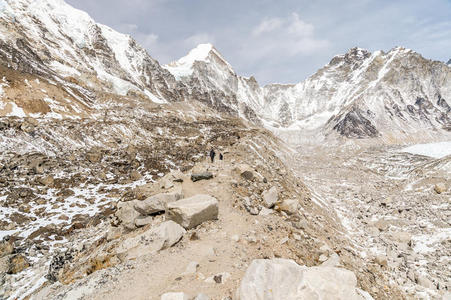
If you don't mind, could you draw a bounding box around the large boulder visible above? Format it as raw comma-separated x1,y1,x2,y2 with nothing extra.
166,195,219,229
237,259,369,300
116,221,186,255
134,191,184,215
191,172,213,182
262,187,278,208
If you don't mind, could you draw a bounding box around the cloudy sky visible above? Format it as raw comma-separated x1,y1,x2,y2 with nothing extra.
66,0,451,85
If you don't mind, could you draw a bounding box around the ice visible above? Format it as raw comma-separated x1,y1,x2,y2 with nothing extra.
400,141,451,159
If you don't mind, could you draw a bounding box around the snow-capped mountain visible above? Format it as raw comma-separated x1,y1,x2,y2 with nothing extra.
167,45,451,141
164,43,263,122
0,0,186,118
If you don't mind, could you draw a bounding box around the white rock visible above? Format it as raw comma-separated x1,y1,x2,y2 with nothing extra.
116,221,186,255
161,292,189,300
135,191,184,215
231,235,240,242
183,261,199,275
259,207,274,216
277,199,299,214
237,259,368,300
262,187,278,208
194,294,210,300
166,194,219,229
321,253,341,267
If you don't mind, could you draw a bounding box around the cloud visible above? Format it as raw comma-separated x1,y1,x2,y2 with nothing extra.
183,33,216,48
245,13,329,61
252,18,283,36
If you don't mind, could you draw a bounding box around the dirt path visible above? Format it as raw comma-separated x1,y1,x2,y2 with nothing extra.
88,159,296,300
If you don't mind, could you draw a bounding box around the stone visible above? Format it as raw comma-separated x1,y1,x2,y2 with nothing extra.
262,187,278,208
243,197,259,215
0,256,9,274
417,275,435,289
130,170,142,181
161,292,190,300
191,172,213,182
0,240,14,258
134,216,153,227
134,191,184,215
194,294,210,300
7,254,30,274
259,207,274,216
231,235,240,242
38,175,54,187
183,261,199,275
116,221,186,255
237,259,367,300
166,195,219,229
86,150,102,163
277,199,299,214
116,201,140,230
234,164,255,181
205,272,231,284
321,253,341,267
434,183,447,194
374,255,388,267
160,170,185,189
389,231,412,244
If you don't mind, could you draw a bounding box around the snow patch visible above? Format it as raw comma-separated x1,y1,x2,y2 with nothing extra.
401,142,451,159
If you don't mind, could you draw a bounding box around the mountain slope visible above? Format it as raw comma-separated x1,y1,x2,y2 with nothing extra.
167,46,451,142
0,0,188,119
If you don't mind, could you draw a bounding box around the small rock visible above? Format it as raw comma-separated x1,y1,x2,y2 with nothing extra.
161,292,189,300
321,253,341,267
262,187,278,208
259,207,274,216
38,176,54,187
205,272,231,284
0,240,14,258
389,231,412,244
130,170,142,181
374,255,388,267
277,199,299,214
183,261,199,275
434,183,447,194
166,194,219,229
191,172,213,182
231,235,240,242
417,275,435,289
7,254,30,274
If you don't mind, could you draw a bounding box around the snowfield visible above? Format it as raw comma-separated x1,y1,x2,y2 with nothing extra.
401,141,451,159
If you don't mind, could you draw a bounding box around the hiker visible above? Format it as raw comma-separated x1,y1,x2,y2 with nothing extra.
209,149,216,163
219,153,223,161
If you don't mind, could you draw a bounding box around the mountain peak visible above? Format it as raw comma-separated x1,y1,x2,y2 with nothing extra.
165,43,232,79
447,58,451,66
